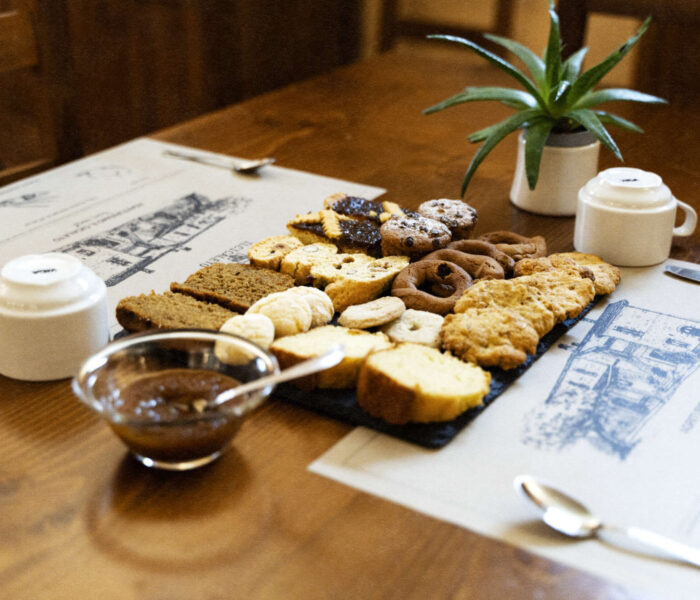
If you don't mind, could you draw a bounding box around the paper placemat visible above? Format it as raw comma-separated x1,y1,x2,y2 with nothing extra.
0,137,385,335
310,259,700,600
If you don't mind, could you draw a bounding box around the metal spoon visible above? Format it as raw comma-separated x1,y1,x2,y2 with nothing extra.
209,345,344,410
163,149,275,174
515,474,700,568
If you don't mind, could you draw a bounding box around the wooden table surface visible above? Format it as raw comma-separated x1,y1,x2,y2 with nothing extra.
1,45,698,600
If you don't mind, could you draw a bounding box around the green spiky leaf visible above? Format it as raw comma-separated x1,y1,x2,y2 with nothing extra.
594,111,644,133
424,87,536,114
566,108,622,159
568,17,652,105
483,33,546,89
562,47,588,81
524,119,556,190
542,0,562,92
424,3,663,195
460,109,541,195
427,34,547,108
575,87,667,109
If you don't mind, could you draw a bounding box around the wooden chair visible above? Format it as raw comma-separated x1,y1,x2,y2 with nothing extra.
557,0,700,103
379,0,515,54
0,0,82,186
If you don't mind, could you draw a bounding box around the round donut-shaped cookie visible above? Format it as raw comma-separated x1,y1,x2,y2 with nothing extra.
380,215,451,260
417,199,477,240
477,231,547,261
381,309,444,348
447,239,515,275
337,296,406,329
422,249,504,280
391,260,472,315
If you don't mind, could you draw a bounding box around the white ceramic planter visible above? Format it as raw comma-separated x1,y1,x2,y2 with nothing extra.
510,130,600,216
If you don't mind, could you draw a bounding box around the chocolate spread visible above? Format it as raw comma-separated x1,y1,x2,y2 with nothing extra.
110,368,242,462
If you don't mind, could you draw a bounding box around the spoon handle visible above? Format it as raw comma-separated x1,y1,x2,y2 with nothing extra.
163,149,239,171
612,525,700,569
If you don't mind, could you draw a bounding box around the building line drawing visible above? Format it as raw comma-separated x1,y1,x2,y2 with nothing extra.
524,300,700,459
56,192,252,286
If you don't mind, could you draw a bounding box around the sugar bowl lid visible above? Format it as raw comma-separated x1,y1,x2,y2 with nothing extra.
581,167,673,209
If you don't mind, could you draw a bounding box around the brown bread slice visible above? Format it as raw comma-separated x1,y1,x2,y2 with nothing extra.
116,291,236,332
171,262,294,312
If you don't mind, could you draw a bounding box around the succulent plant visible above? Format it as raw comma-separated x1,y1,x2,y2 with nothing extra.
424,0,667,195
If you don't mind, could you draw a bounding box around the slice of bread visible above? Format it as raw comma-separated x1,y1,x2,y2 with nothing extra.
357,343,491,424
116,291,236,332
171,262,293,312
269,325,391,389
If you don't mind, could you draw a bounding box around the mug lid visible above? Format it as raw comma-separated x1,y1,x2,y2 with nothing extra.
583,167,672,209
0,253,104,311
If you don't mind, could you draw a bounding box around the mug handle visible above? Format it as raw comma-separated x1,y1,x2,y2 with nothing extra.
674,200,697,237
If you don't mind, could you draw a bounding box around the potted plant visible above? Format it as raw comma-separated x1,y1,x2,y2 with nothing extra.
424,0,667,216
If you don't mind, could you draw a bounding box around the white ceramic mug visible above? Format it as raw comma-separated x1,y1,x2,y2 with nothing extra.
574,168,697,267
0,253,109,381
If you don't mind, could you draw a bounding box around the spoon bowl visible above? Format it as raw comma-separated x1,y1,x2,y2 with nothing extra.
515,474,700,568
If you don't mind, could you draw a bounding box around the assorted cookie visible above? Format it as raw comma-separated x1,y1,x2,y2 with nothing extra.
115,190,623,426
380,214,451,259
417,198,477,240
337,296,406,329
380,309,444,348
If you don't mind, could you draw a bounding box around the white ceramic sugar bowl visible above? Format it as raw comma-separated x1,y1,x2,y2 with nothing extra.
574,167,697,267
0,253,109,381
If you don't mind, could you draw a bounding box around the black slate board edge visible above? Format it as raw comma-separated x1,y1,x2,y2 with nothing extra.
274,298,601,449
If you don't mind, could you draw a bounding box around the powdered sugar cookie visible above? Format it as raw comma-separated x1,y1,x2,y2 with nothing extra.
215,313,276,364
246,291,313,337
284,286,335,327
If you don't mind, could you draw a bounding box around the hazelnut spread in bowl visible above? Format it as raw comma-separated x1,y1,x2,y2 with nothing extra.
73,330,279,470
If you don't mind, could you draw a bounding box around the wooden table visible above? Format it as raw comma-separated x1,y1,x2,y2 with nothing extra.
1,45,698,600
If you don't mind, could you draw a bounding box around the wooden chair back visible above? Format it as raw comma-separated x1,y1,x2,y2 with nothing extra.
558,0,700,104
379,0,515,54
0,1,82,186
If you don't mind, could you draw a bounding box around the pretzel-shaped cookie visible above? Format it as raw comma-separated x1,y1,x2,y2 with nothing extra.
422,249,504,280
391,260,472,315
446,239,514,275
477,231,547,261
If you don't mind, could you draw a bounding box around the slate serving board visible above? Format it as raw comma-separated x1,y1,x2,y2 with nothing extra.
274,300,599,448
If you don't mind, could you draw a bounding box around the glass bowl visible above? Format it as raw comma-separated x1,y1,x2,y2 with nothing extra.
72,329,279,470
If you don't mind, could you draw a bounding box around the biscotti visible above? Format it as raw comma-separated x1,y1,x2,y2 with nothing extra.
269,325,391,390
171,262,294,312
116,291,236,332
357,343,491,424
